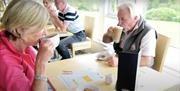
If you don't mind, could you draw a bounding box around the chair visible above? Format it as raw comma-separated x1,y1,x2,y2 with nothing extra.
152,33,170,72
70,16,95,57
0,0,5,12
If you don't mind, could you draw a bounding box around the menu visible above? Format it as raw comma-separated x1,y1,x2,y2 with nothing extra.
58,69,103,89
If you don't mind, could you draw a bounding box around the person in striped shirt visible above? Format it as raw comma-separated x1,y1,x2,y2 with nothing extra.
44,0,86,59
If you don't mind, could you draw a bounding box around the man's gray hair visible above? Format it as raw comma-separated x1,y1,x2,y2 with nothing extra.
117,2,139,17
57,0,67,4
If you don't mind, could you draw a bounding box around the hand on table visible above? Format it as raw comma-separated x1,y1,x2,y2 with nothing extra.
106,55,118,67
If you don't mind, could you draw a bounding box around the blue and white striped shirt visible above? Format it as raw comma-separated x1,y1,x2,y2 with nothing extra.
57,4,84,33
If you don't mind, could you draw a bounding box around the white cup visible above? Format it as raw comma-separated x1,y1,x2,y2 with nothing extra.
43,33,60,49
113,26,123,43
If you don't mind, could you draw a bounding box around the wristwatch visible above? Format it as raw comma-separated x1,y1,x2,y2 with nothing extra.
35,75,48,82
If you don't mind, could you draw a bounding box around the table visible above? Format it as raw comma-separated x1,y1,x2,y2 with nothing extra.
46,54,178,91
46,25,73,37
47,54,117,91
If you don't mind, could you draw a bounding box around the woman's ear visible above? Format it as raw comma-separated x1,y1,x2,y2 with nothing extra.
15,28,21,38
15,27,25,38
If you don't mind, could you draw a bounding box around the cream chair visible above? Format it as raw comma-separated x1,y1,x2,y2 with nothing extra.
0,0,5,12
152,33,170,72
70,16,95,57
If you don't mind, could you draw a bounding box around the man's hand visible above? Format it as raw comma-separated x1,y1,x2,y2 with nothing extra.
43,0,49,8
106,55,118,67
106,26,115,37
43,0,57,16
102,26,114,43
43,0,50,8
140,56,154,67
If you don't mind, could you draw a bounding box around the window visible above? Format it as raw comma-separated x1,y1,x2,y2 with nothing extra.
68,0,100,12
143,0,180,48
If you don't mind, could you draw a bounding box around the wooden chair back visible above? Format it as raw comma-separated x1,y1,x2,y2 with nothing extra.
153,34,170,72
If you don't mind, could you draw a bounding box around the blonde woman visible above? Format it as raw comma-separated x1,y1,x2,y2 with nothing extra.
0,0,54,91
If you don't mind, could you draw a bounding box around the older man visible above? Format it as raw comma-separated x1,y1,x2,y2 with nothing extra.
44,0,86,59
103,2,157,67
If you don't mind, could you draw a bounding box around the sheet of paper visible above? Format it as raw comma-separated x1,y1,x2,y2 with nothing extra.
58,69,103,89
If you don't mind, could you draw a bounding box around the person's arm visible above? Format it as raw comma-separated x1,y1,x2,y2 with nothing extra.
33,63,48,91
103,26,114,43
0,43,52,91
140,56,154,67
139,29,157,67
43,0,68,32
48,13,68,32
32,39,54,91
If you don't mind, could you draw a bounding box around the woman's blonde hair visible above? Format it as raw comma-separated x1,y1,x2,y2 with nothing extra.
1,0,49,38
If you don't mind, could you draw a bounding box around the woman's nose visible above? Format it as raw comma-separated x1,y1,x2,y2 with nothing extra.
41,29,47,38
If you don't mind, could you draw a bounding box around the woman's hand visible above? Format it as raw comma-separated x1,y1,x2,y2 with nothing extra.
36,39,54,64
